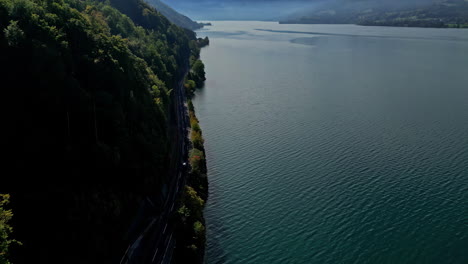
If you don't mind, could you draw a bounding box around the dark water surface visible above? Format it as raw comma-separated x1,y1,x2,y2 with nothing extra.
194,22,468,264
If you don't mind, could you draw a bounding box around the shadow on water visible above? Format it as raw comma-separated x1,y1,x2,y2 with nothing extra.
204,225,228,264
290,37,321,46
256,28,468,42
203,30,248,38
203,182,228,264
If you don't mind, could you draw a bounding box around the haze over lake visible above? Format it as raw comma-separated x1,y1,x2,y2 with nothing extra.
194,21,468,264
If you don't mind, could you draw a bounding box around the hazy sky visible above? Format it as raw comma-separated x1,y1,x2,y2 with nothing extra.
161,0,434,20
161,0,324,20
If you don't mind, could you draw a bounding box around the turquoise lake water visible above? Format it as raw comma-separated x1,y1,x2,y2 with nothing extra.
194,21,468,264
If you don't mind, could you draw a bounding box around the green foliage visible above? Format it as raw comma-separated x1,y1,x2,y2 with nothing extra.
0,194,20,264
174,186,206,263
186,106,208,197
189,59,206,87
0,0,199,178
189,110,199,128
0,0,201,262
177,205,190,218
3,20,24,46
187,99,195,112
174,90,208,264
184,79,196,95
184,58,207,97
175,186,204,233
96,0,193,88
197,36,209,48
188,108,204,151
191,122,200,133
191,130,203,150
184,187,204,217
193,221,204,238
189,148,205,175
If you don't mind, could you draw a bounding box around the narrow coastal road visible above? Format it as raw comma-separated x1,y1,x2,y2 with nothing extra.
120,67,190,264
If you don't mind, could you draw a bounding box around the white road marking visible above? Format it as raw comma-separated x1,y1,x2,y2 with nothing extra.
151,248,159,263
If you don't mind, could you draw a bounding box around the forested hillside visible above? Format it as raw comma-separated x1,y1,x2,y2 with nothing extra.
0,0,203,262
358,0,468,28
281,0,468,28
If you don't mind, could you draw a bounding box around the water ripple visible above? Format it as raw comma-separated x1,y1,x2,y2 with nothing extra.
196,21,468,264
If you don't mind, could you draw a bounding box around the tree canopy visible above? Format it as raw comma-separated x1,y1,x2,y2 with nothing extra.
0,0,204,262
0,194,20,264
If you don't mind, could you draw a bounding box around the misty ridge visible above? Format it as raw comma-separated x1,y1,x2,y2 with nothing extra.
280,0,468,27
163,0,468,28
164,0,444,18
285,0,439,18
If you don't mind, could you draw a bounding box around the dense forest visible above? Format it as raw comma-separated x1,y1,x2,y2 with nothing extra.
171,56,209,263
0,0,205,262
281,0,468,28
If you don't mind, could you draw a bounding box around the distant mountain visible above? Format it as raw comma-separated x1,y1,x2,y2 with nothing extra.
280,0,468,28
146,0,203,30
150,0,316,21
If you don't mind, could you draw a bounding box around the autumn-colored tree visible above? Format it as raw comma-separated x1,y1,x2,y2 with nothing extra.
184,79,196,95
0,194,20,264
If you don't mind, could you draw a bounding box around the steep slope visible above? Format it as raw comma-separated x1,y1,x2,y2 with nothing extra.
146,0,203,30
0,0,203,263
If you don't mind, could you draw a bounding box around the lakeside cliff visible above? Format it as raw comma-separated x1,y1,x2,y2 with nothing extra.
0,0,207,262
